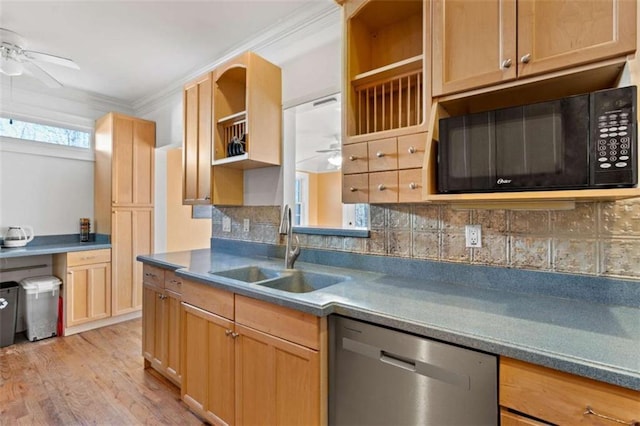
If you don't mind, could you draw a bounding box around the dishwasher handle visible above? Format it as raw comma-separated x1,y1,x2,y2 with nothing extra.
380,351,416,372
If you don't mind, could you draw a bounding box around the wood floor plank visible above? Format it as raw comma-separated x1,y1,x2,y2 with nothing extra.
0,319,203,426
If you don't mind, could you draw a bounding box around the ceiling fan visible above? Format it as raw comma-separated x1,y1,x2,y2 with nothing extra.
314,139,342,168
0,28,79,88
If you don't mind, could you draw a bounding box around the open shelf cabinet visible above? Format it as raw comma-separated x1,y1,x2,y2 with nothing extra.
213,52,281,170
344,0,430,142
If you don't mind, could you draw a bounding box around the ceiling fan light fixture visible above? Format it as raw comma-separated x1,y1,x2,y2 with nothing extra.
327,152,342,167
0,53,23,76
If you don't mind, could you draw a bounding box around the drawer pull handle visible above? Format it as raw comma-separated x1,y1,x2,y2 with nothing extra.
408,146,417,154
144,273,157,278
349,187,358,192
376,151,385,158
409,182,418,190
81,256,96,260
377,184,386,191
169,279,182,285
584,406,639,426
349,155,358,161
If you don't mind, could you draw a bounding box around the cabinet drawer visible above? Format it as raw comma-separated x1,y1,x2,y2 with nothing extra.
67,249,111,267
369,171,398,203
342,174,369,204
182,279,234,320
397,133,426,169
367,138,397,172
164,270,183,294
500,357,640,426
235,294,320,350
342,143,368,174
399,169,422,202
142,264,165,288
500,408,549,426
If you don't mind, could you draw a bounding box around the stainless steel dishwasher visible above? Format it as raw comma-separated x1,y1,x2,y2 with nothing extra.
329,316,498,425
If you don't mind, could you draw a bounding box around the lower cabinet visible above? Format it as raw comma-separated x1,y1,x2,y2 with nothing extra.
500,357,640,425
182,303,235,425
53,249,112,331
235,324,320,426
141,264,182,386
180,278,326,426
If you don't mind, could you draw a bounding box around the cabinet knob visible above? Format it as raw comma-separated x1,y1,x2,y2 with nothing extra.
377,184,386,191
349,187,358,192
408,146,417,154
501,58,512,69
520,53,531,64
409,182,418,190
231,332,240,339
349,155,358,161
225,329,233,336
204,196,211,201
376,151,385,158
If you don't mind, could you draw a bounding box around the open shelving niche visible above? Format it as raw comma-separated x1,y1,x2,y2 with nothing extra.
345,0,428,142
421,57,640,209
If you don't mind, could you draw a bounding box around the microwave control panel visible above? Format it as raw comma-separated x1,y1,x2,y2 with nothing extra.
592,86,637,187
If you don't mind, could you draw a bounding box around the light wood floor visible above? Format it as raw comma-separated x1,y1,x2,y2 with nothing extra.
0,319,204,425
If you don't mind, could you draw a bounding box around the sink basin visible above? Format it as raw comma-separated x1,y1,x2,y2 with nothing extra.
257,270,348,293
210,266,281,283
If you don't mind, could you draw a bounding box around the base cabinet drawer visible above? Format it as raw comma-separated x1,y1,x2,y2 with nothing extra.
500,357,640,425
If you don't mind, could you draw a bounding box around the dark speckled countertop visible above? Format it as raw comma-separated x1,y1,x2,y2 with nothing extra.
137,242,640,391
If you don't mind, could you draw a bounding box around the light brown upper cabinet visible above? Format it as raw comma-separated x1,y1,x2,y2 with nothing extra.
213,51,282,169
343,0,431,143
433,0,637,96
96,113,155,207
340,0,430,204
182,52,281,206
183,72,213,205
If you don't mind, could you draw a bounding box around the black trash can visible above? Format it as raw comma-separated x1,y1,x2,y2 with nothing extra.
0,281,19,348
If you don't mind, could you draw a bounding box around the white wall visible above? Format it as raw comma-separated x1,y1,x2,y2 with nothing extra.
0,145,94,236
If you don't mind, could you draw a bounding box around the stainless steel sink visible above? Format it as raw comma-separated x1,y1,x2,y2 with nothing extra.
257,270,348,293
209,265,348,293
210,266,281,283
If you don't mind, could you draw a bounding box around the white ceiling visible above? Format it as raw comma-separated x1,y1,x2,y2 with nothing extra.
0,0,337,104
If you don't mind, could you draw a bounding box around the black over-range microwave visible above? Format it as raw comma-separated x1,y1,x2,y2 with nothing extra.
437,86,637,193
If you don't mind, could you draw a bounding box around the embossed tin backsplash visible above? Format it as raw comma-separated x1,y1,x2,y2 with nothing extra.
212,200,640,280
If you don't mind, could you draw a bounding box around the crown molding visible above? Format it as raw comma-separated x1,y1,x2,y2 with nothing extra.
132,2,340,116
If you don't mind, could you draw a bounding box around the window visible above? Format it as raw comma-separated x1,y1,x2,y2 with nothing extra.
0,117,91,148
294,172,309,226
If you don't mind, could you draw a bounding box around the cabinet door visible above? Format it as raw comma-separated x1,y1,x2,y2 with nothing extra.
183,73,213,205
235,324,320,426
142,284,163,369
517,0,636,79
112,116,155,206
113,208,153,316
432,0,517,95
66,262,111,327
164,289,182,385
182,303,235,425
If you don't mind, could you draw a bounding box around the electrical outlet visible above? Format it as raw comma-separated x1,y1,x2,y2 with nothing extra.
222,217,231,233
465,224,482,248
243,218,250,233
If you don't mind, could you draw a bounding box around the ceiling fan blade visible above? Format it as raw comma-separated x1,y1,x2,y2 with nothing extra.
23,50,79,69
22,61,63,88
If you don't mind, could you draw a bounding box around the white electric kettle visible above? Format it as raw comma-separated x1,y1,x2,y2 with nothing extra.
3,226,35,247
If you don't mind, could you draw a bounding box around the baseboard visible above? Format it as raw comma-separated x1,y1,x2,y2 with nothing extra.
64,310,142,336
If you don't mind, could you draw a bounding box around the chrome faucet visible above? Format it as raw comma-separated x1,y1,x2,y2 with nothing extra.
279,204,300,269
